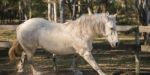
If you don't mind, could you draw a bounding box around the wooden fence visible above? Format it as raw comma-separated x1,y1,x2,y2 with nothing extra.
0,25,149,75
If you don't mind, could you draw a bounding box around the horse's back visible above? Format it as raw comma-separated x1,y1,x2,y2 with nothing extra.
18,18,51,30
16,18,53,49
17,18,50,37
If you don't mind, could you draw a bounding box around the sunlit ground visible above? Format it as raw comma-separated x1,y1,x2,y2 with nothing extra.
0,29,150,75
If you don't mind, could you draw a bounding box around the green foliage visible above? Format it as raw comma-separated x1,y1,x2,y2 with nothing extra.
0,0,140,25
31,0,47,18
107,0,118,14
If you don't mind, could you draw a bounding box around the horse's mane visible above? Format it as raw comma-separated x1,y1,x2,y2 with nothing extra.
66,13,108,36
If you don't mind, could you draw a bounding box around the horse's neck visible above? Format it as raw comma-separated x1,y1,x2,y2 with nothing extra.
65,23,95,41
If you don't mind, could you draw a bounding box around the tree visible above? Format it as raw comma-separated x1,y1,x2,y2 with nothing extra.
47,0,57,22
135,0,150,26
59,0,65,23
47,0,52,21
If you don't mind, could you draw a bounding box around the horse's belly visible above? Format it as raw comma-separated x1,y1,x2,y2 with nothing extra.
39,29,76,55
47,47,75,55
40,39,75,55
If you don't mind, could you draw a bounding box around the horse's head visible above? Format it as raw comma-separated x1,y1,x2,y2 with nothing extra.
104,13,119,48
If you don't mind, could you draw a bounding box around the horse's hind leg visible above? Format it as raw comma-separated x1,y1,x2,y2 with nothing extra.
25,48,41,75
20,44,40,75
52,54,57,71
17,51,26,72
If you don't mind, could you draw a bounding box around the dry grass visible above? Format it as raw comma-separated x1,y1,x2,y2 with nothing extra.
0,29,16,41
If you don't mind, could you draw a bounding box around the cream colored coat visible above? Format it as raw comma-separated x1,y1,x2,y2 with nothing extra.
16,13,118,75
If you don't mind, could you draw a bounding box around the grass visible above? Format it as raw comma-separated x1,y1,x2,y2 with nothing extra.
0,29,16,41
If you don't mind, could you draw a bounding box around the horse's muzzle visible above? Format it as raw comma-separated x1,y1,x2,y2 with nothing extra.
111,42,119,48
115,42,119,47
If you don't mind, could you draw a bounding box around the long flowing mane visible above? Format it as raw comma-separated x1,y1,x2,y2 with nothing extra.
65,13,108,36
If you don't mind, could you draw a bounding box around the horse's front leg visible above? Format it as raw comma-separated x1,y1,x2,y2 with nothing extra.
71,54,83,75
77,49,106,75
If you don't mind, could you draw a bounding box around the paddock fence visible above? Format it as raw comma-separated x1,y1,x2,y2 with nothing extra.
0,25,150,75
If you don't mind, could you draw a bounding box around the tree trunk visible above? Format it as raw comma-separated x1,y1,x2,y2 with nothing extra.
78,0,82,16
72,0,76,20
87,0,93,15
99,0,108,13
66,0,72,17
48,0,51,21
78,0,81,15
96,0,108,13
59,0,65,23
18,0,23,20
28,0,32,19
87,7,92,15
53,2,57,22
22,0,28,20
135,0,147,25
145,0,150,25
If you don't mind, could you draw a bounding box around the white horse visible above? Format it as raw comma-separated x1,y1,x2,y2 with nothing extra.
16,13,119,75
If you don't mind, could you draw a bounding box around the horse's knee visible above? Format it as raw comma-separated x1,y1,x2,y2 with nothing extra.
80,50,91,57
79,51,100,70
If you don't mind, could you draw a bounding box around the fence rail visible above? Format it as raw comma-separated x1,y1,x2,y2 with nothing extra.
0,25,138,31
0,25,148,75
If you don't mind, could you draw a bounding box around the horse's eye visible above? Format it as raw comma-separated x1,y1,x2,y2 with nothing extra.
110,28,114,31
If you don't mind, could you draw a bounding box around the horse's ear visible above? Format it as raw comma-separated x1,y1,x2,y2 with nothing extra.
88,8,93,15
113,13,117,17
114,10,121,17
106,11,109,16
108,13,117,18
88,12,92,15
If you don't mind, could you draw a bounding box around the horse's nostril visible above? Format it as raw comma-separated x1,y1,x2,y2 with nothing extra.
116,42,119,47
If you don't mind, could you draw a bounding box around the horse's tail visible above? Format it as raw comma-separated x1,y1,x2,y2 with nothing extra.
8,40,23,63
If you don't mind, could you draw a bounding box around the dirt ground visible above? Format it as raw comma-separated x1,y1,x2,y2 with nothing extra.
0,48,150,75
0,52,106,75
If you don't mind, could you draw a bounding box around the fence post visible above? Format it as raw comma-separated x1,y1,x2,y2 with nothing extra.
135,26,140,75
